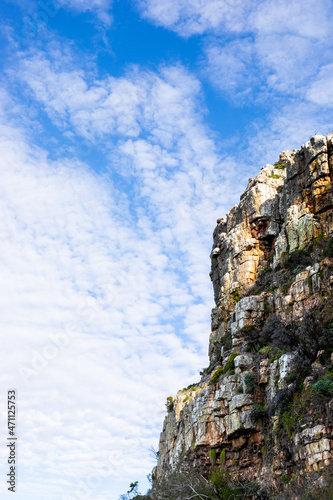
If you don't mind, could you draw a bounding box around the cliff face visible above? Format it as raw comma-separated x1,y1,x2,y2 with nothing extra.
155,134,333,495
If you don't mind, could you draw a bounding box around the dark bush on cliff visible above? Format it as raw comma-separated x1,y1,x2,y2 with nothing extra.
261,313,323,361
283,249,313,271
289,313,321,361
260,315,290,350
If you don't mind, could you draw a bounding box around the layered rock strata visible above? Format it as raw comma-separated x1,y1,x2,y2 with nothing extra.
155,134,333,495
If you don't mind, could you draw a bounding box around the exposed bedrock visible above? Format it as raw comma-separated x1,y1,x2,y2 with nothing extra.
155,134,333,497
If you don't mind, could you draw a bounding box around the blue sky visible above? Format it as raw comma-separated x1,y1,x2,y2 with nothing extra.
0,0,333,499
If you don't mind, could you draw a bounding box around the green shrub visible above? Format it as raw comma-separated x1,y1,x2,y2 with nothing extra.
259,346,271,354
250,403,266,422
284,249,312,272
282,474,291,484
269,174,281,179
319,326,333,349
281,412,295,438
289,313,322,361
237,386,243,394
181,383,200,392
231,290,240,303
285,372,297,384
222,353,239,374
240,324,257,333
209,469,242,499
280,278,295,296
209,355,240,385
312,378,333,395
209,469,261,499
260,316,290,351
307,276,313,291
324,180,333,191
209,366,223,385
166,396,174,413
264,301,272,313
275,163,286,169
281,251,289,264
260,267,272,275
219,449,226,466
208,448,216,466
246,342,262,353
313,232,325,249
323,238,333,258
319,348,333,364
270,352,283,363
244,373,255,393
222,331,232,350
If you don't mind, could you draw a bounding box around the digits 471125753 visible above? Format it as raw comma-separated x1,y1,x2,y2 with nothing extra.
8,390,16,436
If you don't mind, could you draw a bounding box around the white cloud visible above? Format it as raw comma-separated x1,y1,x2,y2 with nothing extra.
306,63,333,107
18,53,206,146
134,0,252,36
57,0,113,25
252,0,331,39
199,0,333,100
254,33,322,94
5,0,113,27
204,39,257,99
18,55,141,138
135,0,332,42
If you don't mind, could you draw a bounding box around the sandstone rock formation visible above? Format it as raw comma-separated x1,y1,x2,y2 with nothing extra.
154,134,333,498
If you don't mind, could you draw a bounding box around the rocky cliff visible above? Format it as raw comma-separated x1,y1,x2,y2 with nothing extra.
154,134,333,498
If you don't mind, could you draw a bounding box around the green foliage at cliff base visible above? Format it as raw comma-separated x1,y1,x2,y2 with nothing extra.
142,461,262,500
